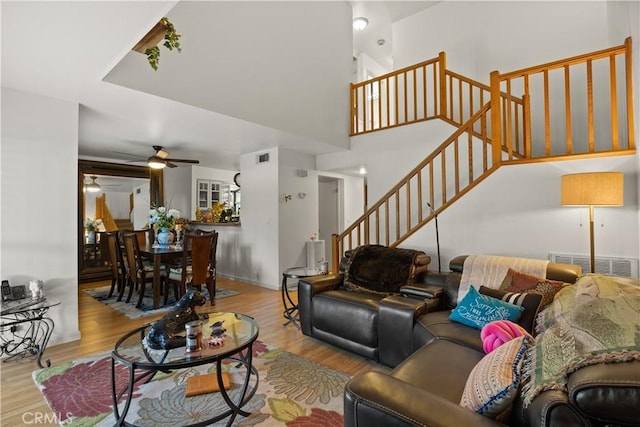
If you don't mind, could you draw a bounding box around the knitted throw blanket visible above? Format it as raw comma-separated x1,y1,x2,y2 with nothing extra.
458,255,549,304
522,274,640,406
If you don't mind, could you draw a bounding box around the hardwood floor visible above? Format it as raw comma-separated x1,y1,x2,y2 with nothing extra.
0,277,385,426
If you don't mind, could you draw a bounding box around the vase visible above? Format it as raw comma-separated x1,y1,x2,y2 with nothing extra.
87,230,96,244
157,228,174,246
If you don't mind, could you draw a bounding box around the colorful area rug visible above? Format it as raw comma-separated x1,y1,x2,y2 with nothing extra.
82,286,239,319
33,340,348,426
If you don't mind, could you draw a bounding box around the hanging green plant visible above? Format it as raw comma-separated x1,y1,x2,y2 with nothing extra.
144,17,181,71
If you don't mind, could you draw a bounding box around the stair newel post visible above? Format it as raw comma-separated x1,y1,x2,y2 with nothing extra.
438,51,447,119
331,234,340,274
489,70,503,167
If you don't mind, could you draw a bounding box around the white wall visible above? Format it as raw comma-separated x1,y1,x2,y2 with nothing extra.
606,0,640,268
132,181,150,229
278,149,318,271
1,88,81,346
166,147,365,289
163,165,192,220
239,148,280,288
319,0,640,272
394,1,612,81
376,0,639,270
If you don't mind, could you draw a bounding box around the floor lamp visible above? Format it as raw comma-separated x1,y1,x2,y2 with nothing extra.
561,172,624,273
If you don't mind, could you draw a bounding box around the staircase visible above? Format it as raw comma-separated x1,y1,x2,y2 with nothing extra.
114,218,134,231
332,38,635,270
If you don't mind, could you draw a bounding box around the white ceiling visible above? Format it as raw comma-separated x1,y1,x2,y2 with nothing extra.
2,1,439,172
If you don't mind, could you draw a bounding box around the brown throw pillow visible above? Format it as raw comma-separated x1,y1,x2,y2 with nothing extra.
479,286,543,334
500,268,566,309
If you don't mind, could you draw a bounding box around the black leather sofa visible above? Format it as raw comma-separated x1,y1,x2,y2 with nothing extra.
342,256,640,427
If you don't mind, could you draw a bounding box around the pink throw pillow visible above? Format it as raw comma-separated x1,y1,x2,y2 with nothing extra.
481,320,533,354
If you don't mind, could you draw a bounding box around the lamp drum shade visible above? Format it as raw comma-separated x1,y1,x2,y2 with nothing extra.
561,172,623,206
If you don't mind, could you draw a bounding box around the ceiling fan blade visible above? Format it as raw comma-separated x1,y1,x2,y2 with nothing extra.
164,158,200,164
166,161,178,168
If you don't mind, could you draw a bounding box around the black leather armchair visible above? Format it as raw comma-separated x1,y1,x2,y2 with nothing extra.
298,246,431,367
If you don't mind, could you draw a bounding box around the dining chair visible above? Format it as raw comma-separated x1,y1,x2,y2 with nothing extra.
104,231,125,298
121,231,167,308
123,229,154,247
167,232,217,305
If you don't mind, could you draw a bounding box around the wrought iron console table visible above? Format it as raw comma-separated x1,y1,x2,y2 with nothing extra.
0,297,60,368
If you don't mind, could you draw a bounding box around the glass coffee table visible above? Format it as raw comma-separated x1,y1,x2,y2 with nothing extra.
111,312,259,427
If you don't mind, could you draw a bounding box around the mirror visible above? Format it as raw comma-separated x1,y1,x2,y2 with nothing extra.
78,160,163,283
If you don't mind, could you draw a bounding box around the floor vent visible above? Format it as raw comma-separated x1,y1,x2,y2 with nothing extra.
549,253,639,279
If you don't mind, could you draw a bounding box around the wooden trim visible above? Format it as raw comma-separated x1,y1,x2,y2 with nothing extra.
609,54,619,150
490,71,502,167
439,52,447,116
132,20,167,54
498,41,627,80
564,65,573,154
78,160,163,282
587,60,594,152
624,37,635,150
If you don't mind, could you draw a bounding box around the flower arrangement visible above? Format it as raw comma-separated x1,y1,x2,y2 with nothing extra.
84,218,102,231
149,206,181,230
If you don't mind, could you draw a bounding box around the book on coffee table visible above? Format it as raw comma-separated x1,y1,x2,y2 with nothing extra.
185,371,231,397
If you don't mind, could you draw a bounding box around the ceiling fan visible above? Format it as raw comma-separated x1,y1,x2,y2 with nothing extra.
144,145,200,169
84,176,102,192
83,175,121,192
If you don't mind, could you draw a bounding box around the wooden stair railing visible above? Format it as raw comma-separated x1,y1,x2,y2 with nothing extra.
491,37,634,164
95,194,118,232
337,39,635,272
351,51,526,150
333,103,497,270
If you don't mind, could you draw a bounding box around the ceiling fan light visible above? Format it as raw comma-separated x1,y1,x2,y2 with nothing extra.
148,156,167,169
85,176,101,192
85,183,101,192
353,17,368,31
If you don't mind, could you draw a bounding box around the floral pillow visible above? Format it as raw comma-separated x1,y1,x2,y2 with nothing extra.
449,285,524,330
460,335,532,418
500,269,566,309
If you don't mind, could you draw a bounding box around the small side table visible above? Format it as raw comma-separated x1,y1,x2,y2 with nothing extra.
281,267,325,328
0,297,61,368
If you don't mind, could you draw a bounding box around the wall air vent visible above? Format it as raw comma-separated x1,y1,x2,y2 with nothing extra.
549,253,639,279
257,153,270,163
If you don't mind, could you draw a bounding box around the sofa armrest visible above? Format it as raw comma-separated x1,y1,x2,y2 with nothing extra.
400,283,444,299
344,371,502,427
378,295,430,367
298,273,343,335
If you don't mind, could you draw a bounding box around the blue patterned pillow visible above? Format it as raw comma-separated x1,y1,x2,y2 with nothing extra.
450,285,524,329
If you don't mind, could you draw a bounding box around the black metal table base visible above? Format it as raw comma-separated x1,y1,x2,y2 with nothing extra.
111,317,260,427
281,277,300,329
1,309,55,369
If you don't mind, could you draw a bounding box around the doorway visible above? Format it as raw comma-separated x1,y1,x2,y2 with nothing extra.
78,160,163,283
318,177,341,271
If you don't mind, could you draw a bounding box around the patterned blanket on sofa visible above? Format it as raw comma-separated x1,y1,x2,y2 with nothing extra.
522,274,640,406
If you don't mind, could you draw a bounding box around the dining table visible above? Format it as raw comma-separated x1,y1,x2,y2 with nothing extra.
138,243,185,310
